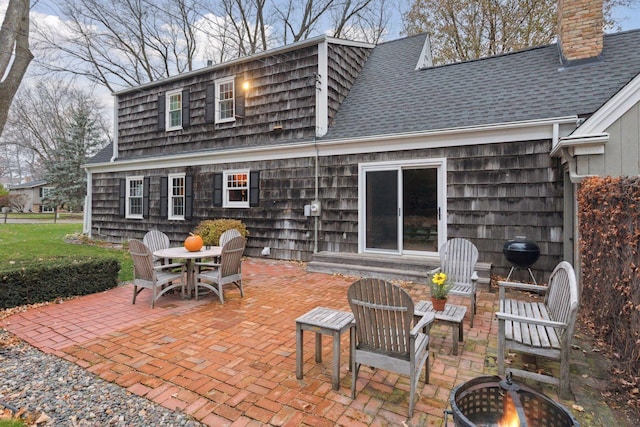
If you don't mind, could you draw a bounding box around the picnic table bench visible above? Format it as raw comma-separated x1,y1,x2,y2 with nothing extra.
496,261,579,399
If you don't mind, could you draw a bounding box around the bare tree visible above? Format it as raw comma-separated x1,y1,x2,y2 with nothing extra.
329,0,390,44
214,0,269,57
3,79,110,172
402,0,634,65
0,0,33,138
32,0,210,92
32,0,392,91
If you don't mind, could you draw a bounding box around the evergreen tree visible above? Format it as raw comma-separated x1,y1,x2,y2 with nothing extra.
43,106,106,212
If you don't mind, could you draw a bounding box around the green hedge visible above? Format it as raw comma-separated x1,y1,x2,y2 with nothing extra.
0,256,120,309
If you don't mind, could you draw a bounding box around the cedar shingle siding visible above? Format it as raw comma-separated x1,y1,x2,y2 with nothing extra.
86,30,640,280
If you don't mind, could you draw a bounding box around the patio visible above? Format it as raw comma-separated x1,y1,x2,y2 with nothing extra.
0,258,625,426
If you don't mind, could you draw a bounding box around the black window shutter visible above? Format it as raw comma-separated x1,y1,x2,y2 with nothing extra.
157,94,166,131
213,173,223,207
182,89,190,128
39,188,43,198
160,177,168,219
249,171,260,207
205,84,215,123
235,76,245,118
118,179,126,218
185,175,193,219
143,177,150,218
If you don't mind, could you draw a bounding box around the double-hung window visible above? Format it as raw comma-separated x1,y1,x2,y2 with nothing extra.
41,187,55,213
215,76,235,123
126,176,144,219
224,170,249,208
168,173,185,220
166,90,183,131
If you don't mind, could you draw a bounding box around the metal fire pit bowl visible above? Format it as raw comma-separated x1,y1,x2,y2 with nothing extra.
446,375,579,427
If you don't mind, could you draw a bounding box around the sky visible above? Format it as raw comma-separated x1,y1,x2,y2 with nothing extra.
612,3,640,30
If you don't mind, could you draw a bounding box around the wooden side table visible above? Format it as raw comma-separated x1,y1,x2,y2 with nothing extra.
415,300,467,355
295,307,354,390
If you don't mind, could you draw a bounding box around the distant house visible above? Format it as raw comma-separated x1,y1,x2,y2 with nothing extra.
7,180,55,213
84,0,640,283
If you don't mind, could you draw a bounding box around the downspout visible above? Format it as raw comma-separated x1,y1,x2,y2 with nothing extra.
83,170,92,236
110,95,119,162
314,141,319,254
313,39,328,254
553,122,596,183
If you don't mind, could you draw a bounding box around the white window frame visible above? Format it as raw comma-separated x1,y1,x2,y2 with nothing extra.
223,169,249,208
215,76,235,123
168,173,186,220
166,89,183,131
126,176,144,219
357,158,447,255
41,187,55,213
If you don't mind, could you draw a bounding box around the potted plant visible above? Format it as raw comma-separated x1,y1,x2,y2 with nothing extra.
430,271,451,311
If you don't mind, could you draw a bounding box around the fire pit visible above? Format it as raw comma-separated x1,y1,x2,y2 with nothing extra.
503,236,540,284
446,374,579,427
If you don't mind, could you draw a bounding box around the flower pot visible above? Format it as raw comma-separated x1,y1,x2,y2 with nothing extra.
431,297,447,311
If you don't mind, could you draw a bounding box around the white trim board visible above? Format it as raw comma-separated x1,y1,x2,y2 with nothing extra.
85,116,579,173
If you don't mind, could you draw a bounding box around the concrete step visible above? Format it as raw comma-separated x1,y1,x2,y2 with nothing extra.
307,251,492,288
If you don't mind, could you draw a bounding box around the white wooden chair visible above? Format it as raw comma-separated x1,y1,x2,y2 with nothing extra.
143,230,170,265
429,238,479,327
129,239,185,308
348,278,434,417
219,228,242,246
194,235,245,304
496,261,579,399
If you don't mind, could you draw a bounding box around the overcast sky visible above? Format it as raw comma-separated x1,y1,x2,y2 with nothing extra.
2,1,640,122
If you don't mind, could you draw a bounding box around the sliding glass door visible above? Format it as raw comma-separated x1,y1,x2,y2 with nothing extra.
360,159,446,254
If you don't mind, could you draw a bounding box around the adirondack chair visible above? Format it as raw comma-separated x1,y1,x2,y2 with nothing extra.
348,278,435,417
129,239,185,308
199,228,243,267
143,230,171,265
496,261,579,399
429,238,479,327
194,235,245,304
219,228,242,246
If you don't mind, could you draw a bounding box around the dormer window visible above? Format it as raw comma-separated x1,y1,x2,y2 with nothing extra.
157,89,190,132
215,76,235,123
166,90,183,131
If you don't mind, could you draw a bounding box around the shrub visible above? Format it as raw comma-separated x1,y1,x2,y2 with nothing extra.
0,256,120,309
578,176,640,384
192,219,249,246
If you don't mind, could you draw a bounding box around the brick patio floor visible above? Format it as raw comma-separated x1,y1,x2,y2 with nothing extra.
1,258,579,426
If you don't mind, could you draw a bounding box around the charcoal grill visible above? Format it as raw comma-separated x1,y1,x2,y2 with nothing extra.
445,374,579,427
503,236,540,284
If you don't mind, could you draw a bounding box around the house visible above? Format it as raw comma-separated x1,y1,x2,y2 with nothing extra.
84,0,640,284
7,180,55,213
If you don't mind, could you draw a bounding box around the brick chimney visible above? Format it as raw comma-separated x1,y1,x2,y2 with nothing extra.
557,0,603,64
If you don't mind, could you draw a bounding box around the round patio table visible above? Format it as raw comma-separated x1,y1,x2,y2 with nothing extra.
153,246,222,298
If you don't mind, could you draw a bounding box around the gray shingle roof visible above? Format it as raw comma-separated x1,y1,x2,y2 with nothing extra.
8,179,48,189
86,142,113,165
323,30,640,140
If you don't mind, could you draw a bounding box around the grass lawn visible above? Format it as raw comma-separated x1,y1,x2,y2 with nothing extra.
0,223,132,282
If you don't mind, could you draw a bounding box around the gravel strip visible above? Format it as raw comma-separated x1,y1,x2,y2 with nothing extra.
0,330,205,426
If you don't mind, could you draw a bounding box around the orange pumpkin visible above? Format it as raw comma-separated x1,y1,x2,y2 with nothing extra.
184,234,203,252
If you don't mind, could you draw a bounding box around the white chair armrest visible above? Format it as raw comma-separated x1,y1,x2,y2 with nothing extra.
411,311,435,336
154,262,184,271
498,280,547,299
495,312,567,329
